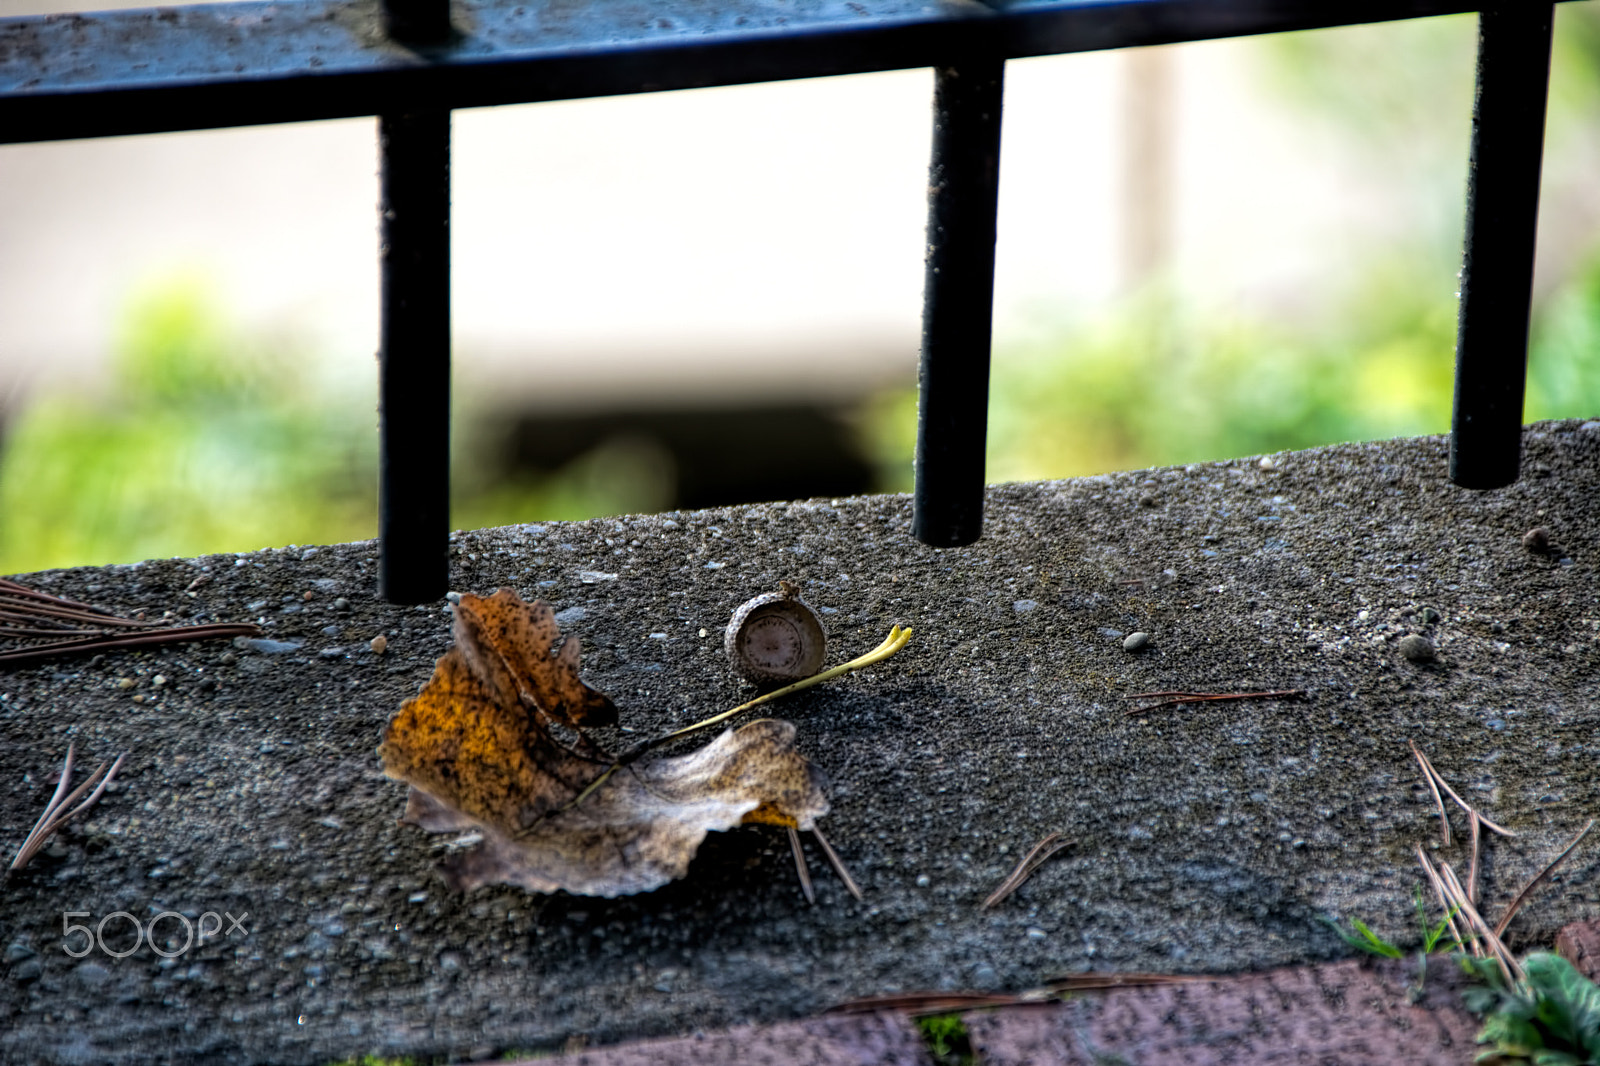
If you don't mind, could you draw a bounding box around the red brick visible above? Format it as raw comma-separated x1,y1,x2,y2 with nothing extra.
1557,920,1600,983
965,959,1481,1066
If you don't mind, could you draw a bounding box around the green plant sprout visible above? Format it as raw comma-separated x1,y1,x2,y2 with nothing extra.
1325,887,1462,960
1462,952,1600,1065
1325,915,1405,959
915,1012,975,1066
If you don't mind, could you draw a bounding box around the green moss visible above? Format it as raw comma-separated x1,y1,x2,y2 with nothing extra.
914,1012,975,1066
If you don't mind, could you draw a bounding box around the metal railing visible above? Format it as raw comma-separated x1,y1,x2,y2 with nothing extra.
0,0,1566,601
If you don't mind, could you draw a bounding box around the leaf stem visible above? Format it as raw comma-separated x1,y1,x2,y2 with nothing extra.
660,625,913,745
563,626,913,813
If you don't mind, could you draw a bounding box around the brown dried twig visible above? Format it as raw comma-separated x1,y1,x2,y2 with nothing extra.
0,577,260,668
787,825,815,905
810,825,863,901
1409,740,1517,902
1412,742,1452,847
1122,690,1306,716
1437,859,1523,985
1408,741,1516,838
6,745,127,879
828,973,1201,1016
1492,818,1595,940
981,832,1074,910
1415,844,1473,958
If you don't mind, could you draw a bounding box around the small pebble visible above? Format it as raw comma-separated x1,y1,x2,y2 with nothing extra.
1420,607,1442,624
445,591,463,604
915,875,931,888
151,675,167,687
318,648,345,659
1123,632,1151,652
302,590,314,601
115,678,135,691
241,638,303,655
1523,527,1551,554
370,635,388,655
219,652,237,665
1398,634,1435,663
332,597,350,611
131,694,146,704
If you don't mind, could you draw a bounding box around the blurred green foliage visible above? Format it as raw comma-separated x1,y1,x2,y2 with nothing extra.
865,250,1600,490
0,279,378,574
0,279,678,575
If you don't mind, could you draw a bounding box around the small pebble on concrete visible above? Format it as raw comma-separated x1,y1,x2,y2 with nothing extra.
1123,632,1151,652
1398,634,1435,663
1523,526,1551,554
370,635,388,655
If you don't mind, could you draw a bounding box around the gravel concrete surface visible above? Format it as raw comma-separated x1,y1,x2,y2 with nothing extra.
2,420,1599,1064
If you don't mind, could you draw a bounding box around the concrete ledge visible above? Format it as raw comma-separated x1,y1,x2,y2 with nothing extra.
2,421,1599,1064
521,1011,932,1066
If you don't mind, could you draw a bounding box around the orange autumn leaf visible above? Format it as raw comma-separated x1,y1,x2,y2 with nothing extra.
378,588,830,897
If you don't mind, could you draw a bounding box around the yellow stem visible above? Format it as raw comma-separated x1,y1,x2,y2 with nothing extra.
662,625,913,743
557,625,913,818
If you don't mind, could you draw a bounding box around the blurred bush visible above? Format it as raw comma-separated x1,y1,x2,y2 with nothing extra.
865,249,1600,490
0,279,677,574
0,279,376,574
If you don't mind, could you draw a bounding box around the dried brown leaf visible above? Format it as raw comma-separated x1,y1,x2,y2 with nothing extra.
380,588,830,897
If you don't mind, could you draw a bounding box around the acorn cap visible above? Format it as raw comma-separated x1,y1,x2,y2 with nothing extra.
724,581,827,684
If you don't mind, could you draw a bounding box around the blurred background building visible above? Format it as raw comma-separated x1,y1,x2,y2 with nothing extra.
3,3,1600,573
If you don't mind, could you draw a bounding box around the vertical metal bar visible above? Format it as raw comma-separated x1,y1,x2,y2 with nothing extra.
382,0,452,44
378,109,451,604
1449,5,1553,490
913,60,1006,548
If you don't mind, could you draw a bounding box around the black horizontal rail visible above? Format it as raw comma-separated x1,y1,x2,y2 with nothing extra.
0,0,1555,145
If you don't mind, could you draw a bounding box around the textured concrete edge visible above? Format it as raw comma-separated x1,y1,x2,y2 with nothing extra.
518,920,1600,1066
510,1011,935,1066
